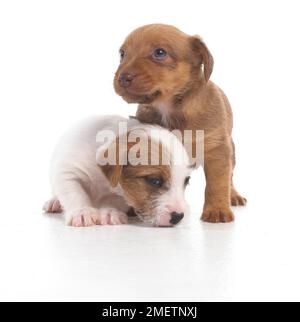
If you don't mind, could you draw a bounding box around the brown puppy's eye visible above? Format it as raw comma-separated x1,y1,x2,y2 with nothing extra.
144,176,164,188
152,48,167,60
184,176,191,187
119,49,125,61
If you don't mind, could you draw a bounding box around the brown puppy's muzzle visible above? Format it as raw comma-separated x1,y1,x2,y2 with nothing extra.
118,72,134,88
114,68,161,104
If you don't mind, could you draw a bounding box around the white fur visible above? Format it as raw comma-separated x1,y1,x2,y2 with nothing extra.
49,116,135,225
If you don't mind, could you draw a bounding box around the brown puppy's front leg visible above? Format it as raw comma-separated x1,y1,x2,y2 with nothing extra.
202,145,234,223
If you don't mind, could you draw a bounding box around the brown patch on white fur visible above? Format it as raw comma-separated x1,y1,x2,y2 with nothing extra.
114,24,247,223
120,165,171,224
99,130,175,225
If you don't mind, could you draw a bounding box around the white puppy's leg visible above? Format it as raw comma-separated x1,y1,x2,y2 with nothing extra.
56,180,128,227
55,180,100,227
97,194,129,225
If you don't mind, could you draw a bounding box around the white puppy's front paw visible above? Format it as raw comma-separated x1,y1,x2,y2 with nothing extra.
98,207,128,225
66,207,101,227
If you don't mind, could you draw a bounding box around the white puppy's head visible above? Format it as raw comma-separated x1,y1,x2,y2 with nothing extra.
97,126,193,227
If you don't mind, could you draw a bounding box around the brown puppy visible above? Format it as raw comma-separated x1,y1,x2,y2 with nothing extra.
114,24,246,223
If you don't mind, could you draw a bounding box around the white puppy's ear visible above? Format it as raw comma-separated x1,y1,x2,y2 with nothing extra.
98,162,123,188
96,143,123,188
190,35,214,82
96,135,129,188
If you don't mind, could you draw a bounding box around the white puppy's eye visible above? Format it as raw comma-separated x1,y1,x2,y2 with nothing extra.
145,176,164,188
184,176,191,186
153,48,167,60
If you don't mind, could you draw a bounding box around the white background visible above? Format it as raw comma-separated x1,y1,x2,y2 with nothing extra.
0,0,300,301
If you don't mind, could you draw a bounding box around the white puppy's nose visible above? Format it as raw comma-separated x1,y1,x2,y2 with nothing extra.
157,212,184,227
170,212,184,225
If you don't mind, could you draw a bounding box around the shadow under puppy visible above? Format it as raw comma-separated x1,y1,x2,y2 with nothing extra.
43,116,193,227
114,24,247,223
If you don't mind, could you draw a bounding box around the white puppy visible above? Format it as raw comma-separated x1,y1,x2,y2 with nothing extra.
43,116,193,227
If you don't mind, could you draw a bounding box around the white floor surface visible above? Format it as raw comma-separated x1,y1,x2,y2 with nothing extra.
1,180,300,302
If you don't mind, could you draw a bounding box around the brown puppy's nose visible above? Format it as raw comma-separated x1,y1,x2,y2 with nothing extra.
118,73,134,87
170,212,184,225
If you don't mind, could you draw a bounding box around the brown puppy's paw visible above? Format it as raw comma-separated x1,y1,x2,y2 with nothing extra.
231,191,247,206
201,208,234,223
43,197,63,213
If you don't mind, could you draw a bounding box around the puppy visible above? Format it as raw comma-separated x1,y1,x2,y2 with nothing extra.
114,24,246,223
43,116,193,227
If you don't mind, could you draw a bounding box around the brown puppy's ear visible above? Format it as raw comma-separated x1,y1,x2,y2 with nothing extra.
190,36,214,81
